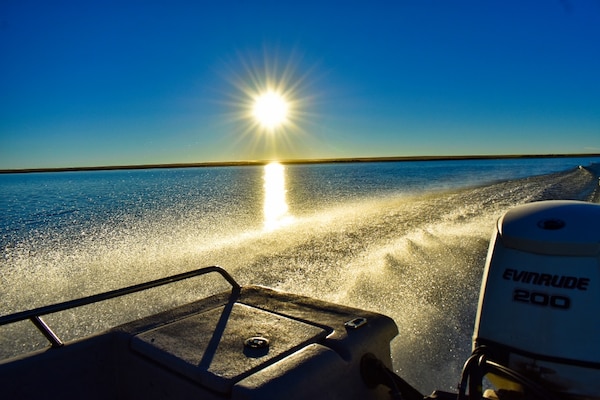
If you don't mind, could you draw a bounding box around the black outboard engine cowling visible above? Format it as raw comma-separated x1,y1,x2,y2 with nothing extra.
472,200,600,399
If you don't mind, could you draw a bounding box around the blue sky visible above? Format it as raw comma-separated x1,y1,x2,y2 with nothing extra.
1,0,599,169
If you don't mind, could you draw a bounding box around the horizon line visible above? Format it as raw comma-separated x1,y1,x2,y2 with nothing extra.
2,153,600,174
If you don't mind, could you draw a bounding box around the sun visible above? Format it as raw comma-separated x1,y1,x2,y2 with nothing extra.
252,91,289,130
220,49,321,159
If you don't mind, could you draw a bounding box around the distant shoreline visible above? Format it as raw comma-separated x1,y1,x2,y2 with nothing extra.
2,153,600,174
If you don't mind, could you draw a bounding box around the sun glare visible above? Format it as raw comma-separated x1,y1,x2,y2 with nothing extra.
253,91,289,129
222,50,320,160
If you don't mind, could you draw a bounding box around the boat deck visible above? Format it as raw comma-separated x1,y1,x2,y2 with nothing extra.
0,277,398,400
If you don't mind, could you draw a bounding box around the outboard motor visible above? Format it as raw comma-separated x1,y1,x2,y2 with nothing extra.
470,200,600,399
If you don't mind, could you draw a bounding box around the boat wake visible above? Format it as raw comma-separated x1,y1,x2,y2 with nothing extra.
1,164,599,393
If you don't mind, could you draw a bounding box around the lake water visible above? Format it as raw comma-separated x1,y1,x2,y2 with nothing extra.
1,156,600,393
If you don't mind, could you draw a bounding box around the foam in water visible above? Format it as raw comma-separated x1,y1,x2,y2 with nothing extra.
1,163,599,394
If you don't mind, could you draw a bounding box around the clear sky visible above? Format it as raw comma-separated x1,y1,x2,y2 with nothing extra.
1,0,599,169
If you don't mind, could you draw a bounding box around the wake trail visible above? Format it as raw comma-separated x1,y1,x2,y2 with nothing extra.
1,165,598,388
223,165,599,392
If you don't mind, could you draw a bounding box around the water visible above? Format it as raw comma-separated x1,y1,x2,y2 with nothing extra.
1,156,600,393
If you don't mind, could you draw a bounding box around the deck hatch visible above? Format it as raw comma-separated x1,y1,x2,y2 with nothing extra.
132,302,327,393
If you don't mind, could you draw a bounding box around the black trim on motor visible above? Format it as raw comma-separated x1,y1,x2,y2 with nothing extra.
458,346,563,400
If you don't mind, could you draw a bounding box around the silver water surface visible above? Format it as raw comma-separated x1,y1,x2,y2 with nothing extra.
1,157,599,393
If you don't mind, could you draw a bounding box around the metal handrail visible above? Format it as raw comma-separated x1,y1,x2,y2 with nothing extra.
0,265,241,347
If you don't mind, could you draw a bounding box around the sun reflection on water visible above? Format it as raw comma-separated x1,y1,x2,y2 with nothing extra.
263,162,294,231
